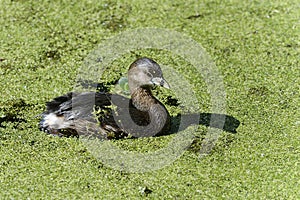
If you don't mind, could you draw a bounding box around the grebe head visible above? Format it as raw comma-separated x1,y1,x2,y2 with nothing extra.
128,57,170,94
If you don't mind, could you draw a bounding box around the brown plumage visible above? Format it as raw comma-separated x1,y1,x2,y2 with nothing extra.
39,57,171,139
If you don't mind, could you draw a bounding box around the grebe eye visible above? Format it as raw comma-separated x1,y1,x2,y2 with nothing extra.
147,72,153,78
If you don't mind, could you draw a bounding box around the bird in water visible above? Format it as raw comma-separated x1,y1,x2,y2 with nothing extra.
39,57,171,139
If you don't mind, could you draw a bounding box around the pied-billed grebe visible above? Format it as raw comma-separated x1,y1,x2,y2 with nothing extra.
39,57,171,139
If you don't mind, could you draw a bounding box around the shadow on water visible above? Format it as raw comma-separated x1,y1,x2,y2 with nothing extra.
0,114,26,128
169,113,240,135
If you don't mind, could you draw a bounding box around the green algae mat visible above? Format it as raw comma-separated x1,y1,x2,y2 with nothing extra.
0,0,299,199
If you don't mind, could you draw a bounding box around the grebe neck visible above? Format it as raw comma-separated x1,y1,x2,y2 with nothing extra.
130,87,157,111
